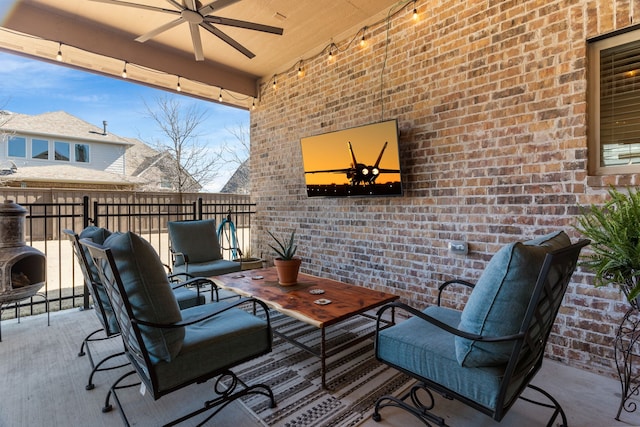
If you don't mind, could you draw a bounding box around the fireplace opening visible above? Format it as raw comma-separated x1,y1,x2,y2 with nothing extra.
10,253,46,289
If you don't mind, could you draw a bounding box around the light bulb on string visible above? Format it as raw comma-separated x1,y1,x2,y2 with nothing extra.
56,43,62,61
218,88,223,102
298,61,304,78
121,61,127,79
272,77,277,90
176,76,181,92
251,98,256,110
413,1,418,21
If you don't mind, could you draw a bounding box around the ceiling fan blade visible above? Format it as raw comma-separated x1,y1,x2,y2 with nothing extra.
201,22,255,59
136,17,185,43
198,0,242,16
188,23,205,61
181,0,197,10
204,16,284,35
89,0,180,15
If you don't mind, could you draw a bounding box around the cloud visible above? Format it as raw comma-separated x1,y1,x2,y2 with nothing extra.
0,53,72,92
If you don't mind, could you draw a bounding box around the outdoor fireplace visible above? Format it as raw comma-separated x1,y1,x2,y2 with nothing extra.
0,200,47,341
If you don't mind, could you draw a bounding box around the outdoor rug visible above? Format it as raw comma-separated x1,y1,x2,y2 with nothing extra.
232,312,413,427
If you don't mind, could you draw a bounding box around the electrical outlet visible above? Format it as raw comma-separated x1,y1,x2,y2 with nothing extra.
448,241,468,255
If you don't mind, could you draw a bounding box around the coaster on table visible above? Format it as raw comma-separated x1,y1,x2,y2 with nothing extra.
314,298,331,305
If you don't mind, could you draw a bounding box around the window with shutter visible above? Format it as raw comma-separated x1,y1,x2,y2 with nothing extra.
588,27,640,175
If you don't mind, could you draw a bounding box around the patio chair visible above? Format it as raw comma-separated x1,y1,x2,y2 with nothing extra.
373,231,589,427
168,219,241,301
80,231,275,426
64,227,209,390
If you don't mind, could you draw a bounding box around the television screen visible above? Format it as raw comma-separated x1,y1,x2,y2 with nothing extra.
300,119,402,197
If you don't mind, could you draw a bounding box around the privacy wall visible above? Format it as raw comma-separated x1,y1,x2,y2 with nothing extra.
250,0,635,378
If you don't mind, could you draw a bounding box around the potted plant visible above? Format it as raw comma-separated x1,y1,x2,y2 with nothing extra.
231,249,265,271
575,187,640,309
267,229,301,285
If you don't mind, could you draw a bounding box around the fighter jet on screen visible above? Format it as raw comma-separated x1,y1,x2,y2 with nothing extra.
305,141,400,186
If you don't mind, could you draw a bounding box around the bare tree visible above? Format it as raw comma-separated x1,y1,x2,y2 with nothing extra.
221,122,250,165
0,100,18,181
143,96,223,193
219,122,250,193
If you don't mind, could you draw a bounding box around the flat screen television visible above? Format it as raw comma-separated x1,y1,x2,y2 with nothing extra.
300,119,402,197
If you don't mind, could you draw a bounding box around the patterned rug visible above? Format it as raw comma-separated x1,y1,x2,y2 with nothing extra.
233,312,413,427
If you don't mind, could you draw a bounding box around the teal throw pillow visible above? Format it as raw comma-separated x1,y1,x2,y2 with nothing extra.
168,219,222,266
103,231,184,363
455,231,570,367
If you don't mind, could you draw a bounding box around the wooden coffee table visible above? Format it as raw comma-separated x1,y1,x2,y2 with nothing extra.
212,267,398,388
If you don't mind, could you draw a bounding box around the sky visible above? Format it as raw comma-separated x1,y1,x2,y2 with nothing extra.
0,51,250,191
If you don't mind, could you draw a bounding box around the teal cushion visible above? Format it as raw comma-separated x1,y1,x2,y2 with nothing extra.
79,226,118,334
172,259,241,277
168,220,222,266
455,231,570,367
79,226,112,281
154,303,271,392
103,231,184,363
173,287,205,309
377,306,521,410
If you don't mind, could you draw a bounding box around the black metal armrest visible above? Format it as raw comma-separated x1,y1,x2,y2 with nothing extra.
376,301,523,343
169,276,216,290
170,248,190,264
168,272,195,283
437,279,475,306
133,297,271,329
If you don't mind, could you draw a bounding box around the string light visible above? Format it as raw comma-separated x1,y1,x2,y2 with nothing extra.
256,0,422,99
218,88,223,102
272,77,277,90
121,61,127,79
176,76,181,92
56,43,62,61
251,98,256,110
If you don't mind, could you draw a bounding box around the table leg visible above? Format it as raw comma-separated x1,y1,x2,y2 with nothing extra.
321,327,327,389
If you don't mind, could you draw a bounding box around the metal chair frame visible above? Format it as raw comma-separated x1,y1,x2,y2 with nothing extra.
81,237,276,426
373,239,590,427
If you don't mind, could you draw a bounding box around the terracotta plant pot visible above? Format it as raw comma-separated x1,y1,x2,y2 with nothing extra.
273,258,302,286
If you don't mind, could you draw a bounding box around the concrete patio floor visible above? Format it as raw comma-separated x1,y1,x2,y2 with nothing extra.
1,307,639,427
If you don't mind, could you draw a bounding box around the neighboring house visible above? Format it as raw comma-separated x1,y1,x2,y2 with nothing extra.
220,159,249,194
0,111,198,191
125,137,201,192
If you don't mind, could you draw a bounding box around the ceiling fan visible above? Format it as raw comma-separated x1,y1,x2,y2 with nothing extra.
90,0,284,60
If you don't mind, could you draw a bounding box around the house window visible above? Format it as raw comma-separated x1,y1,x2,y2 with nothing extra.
54,141,70,161
75,144,90,163
8,136,26,158
31,139,49,160
589,27,640,175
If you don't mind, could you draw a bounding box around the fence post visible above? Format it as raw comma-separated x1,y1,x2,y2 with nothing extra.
82,195,90,310
197,198,203,220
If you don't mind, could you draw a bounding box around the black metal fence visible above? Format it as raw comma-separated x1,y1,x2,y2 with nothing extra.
0,192,254,319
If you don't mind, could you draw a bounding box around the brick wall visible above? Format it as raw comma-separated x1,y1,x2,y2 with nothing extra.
250,0,640,378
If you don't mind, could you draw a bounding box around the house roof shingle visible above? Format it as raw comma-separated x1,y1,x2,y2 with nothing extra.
2,111,132,145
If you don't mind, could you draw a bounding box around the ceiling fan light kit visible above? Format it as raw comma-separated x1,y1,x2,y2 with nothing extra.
91,0,284,61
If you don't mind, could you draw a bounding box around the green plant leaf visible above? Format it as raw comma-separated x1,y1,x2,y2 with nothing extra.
575,187,640,305
267,229,297,260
